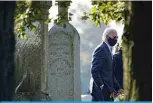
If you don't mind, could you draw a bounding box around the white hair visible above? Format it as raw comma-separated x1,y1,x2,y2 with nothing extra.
102,27,118,41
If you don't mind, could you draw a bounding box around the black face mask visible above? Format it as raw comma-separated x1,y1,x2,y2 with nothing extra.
107,37,117,46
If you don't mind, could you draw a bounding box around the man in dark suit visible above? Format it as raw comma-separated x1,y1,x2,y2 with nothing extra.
113,47,123,90
89,27,123,101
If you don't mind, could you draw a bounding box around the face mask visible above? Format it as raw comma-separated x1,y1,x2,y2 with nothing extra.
107,37,117,46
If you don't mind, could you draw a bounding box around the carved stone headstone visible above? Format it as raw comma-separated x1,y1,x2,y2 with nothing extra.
48,23,81,101
47,1,81,100
14,1,51,101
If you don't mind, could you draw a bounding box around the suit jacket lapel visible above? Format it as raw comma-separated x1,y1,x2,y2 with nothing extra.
102,42,113,63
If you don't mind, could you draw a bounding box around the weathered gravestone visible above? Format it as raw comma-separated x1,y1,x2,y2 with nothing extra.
47,1,81,101
14,1,51,101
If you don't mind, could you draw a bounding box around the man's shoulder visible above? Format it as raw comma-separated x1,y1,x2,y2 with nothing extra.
94,43,104,52
93,43,106,56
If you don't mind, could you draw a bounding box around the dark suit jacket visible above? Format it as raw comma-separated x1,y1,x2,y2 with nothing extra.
90,42,121,101
113,49,123,90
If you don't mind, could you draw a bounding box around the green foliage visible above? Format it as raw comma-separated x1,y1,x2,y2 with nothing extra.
14,1,124,39
82,1,125,27
14,1,73,38
15,1,51,39
54,1,72,28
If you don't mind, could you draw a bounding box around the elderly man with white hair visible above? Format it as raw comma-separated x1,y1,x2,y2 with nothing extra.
89,27,123,101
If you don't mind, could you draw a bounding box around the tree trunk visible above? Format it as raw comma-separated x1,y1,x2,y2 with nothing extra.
123,1,152,101
0,1,16,100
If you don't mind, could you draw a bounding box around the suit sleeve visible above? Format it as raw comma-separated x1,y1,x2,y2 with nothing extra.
113,55,122,91
113,73,121,91
91,47,105,89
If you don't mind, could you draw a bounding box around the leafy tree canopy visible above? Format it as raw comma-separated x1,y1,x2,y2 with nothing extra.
15,1,51,39
14,1,124,39
15,1,73,39
82,1,125,27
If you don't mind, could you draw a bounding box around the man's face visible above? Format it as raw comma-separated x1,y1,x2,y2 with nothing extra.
106,30,118,46
107,30,118,40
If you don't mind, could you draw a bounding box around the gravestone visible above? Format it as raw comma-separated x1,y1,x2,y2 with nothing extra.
47,1,81,101
14,1,51,101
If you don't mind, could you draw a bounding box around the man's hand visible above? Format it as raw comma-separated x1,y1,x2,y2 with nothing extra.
110,92,118,99
118,89,125,101
118,89,124,94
